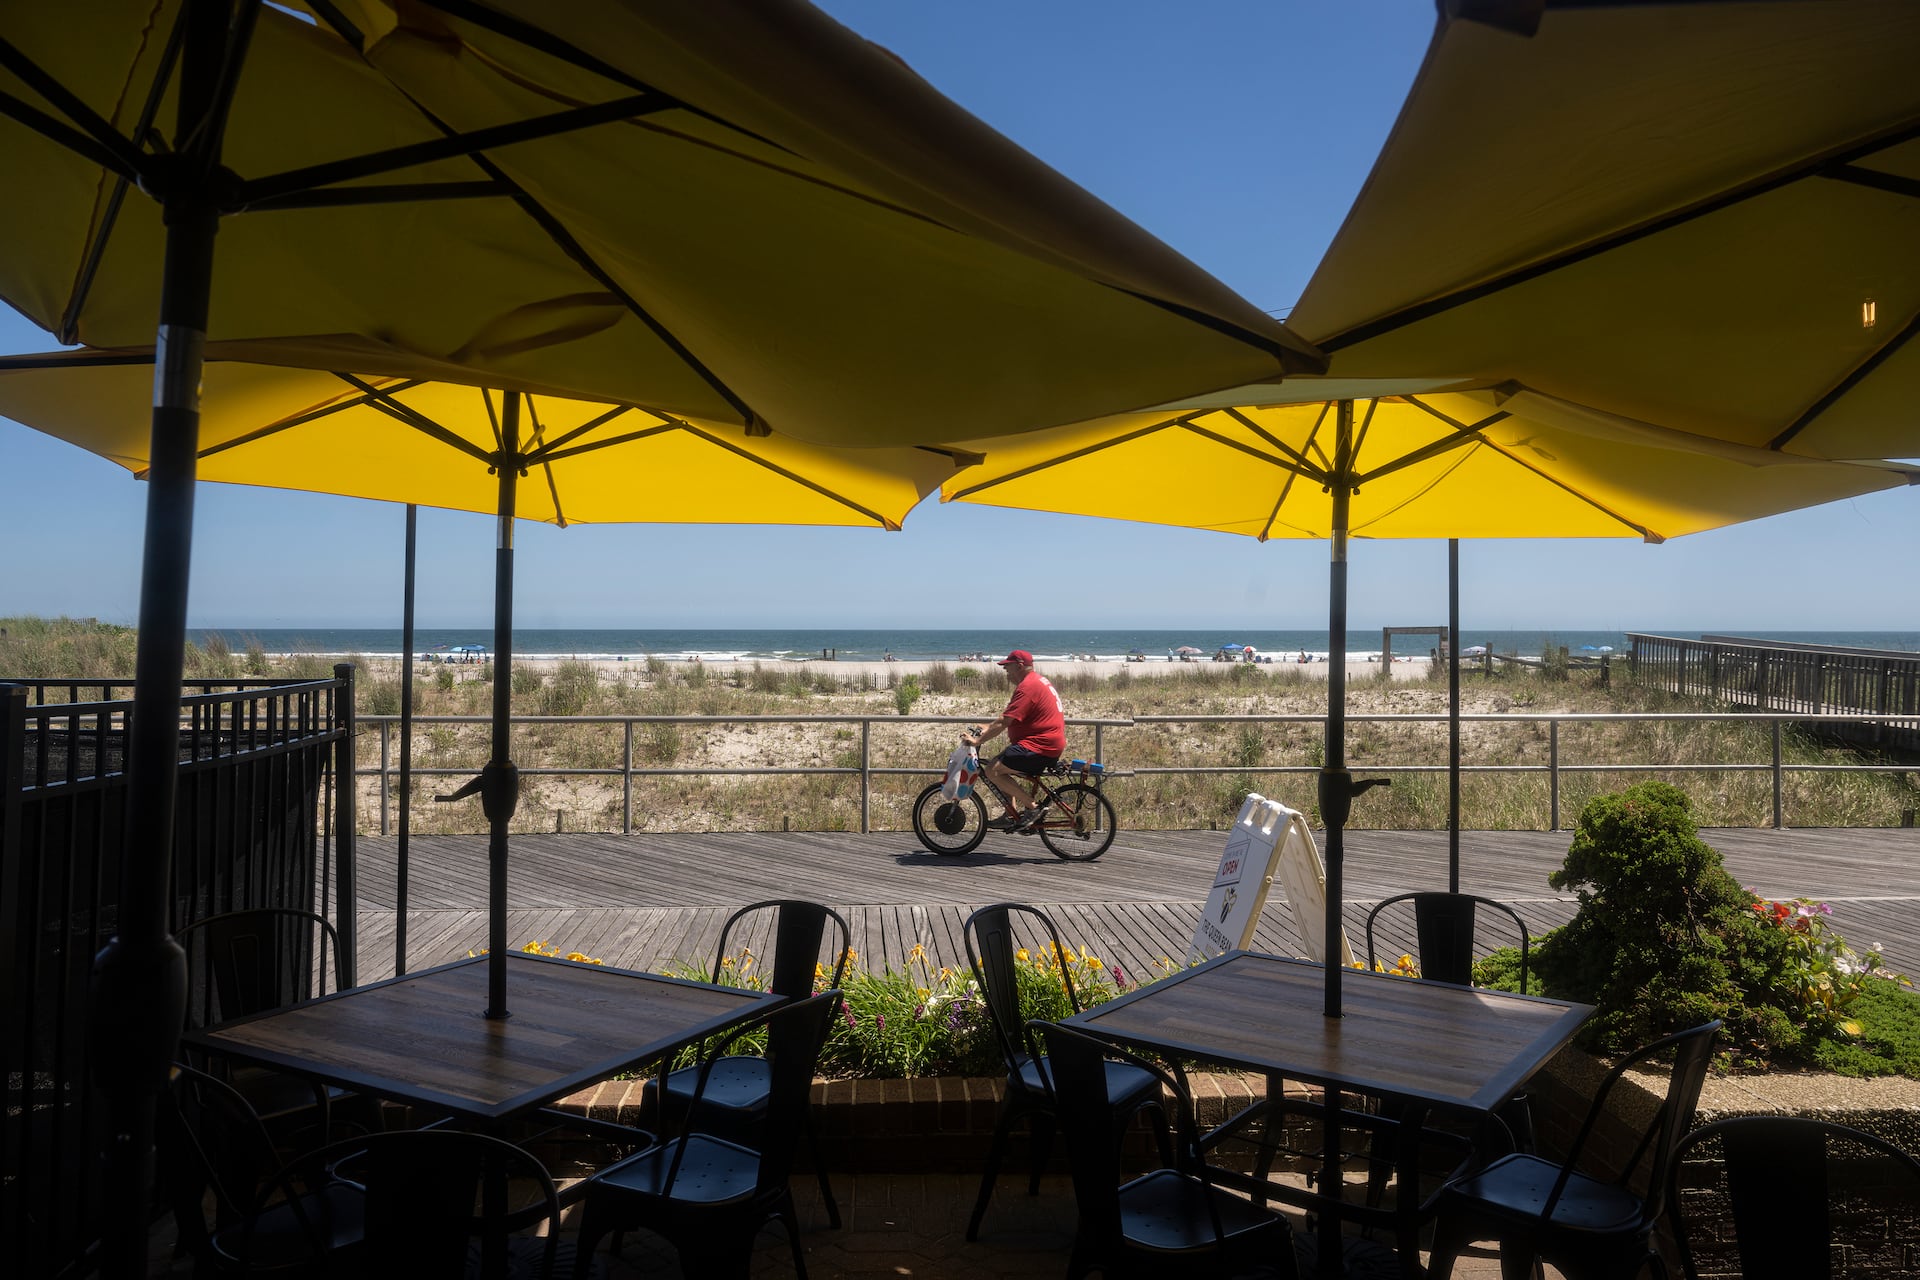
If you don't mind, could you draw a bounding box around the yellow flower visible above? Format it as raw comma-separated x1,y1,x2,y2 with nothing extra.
1015,947,1030,963
938,966,955,982
721,956,735,969
908,943,927,962
815,962,826,980
917,987,930,999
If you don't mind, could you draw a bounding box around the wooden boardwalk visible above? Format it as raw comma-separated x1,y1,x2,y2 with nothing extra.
346,826,1920,985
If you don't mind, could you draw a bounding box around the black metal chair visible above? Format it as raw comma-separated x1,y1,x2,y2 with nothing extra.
651,899,851,1228
1669,1116,1920,1280
1364,891,1530,993
178,906,355,1136
962,902,1173,1242
1361,891,1537,1206
240,1127,562,1280
156,1060,366,1278
1426,1019,1722,1280
1038,1021,1300,1279
574,989,842,1279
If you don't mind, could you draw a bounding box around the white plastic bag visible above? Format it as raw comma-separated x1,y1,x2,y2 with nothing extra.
941,742,979,801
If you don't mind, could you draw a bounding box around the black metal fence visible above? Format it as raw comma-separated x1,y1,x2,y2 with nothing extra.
0,669,355,1279
1628,634,1920,753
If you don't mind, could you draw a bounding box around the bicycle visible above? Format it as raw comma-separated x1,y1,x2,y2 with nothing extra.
911,753,1118,861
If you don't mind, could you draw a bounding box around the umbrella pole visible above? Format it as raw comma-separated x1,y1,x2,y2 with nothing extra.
1449,538,1461,892
91,4,244,1274
1318,400,1354,1020
485,397,523,1018
398,504,417,975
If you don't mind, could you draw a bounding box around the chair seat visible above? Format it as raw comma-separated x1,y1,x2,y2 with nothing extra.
595,1134,764,1208
1019,1055,1162,1109
1445,1153,1650,1233
1119,1169,1291,1253
659,1056,771,1114
209,1181,367,1272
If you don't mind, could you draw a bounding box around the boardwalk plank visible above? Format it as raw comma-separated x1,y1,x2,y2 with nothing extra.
351,828,1920,987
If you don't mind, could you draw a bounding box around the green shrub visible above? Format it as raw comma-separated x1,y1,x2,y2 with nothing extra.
435,665,455,692
512,665,543,697
924,662,955,695
749,662,785,694
893,674,922,715
955,666,980,682
362,677,401,717
1532,781,1794,1063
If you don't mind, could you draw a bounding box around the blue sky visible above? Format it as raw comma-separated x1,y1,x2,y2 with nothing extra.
1,0,1913,633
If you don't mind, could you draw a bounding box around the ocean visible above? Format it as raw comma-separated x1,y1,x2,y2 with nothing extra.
187,627,1920,665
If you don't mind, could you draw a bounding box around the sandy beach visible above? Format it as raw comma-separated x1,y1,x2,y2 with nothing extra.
461,653,1438,684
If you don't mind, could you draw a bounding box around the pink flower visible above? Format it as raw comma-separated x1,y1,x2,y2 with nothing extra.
875,1014,886,1033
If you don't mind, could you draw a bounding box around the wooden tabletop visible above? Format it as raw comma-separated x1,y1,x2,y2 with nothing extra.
1070,950,1593,1113
181,951,775,1123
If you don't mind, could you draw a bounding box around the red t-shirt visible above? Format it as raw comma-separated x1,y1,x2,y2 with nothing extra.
1002,672,1066,756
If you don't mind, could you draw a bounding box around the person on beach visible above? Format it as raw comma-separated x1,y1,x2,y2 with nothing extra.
962,650,1065,833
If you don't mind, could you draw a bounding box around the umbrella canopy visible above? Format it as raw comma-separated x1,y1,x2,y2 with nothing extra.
0,0,1321,447
2,8,1322,1265
943,391,1912,540
0,352,961,1011
943,389,1916,1008
1289,0,1920,463
0,352,958,528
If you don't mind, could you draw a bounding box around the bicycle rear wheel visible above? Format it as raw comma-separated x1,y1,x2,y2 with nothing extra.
911,782,988,855
1037,783,1117,861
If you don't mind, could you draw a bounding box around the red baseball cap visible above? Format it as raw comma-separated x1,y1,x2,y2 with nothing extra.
996,650,1033,666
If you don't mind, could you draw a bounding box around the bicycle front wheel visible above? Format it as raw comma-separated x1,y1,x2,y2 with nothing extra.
911,782,988,855
1037,783,1117,861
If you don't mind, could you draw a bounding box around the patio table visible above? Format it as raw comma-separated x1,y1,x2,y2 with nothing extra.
180,950,776,1126
1064,949,1592,1278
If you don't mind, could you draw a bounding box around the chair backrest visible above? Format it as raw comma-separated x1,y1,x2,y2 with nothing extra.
1364,891,1528,989
713,899,852,1000
178,907,345,1028
259,1128,560,1280
1037,1022,1199,1250
669,990,842,1198
156,1061,288,1267
1669,1116,1920,1280
1545,1019,1721,1223
964,902,1080,1076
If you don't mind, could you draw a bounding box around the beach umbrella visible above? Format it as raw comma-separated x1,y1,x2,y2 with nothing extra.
1288,0,1920,465
0,6,1321,1265
942,389,1919,1016
0,351,966,999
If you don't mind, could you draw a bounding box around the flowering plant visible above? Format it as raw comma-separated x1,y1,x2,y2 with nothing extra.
1747,893,1908,1037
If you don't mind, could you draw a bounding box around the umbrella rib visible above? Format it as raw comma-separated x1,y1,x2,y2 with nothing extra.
1355,400,1510,485
524,404,640,457
1179,421,1329,484
404,0,793,155
682,424,898,528
1348,398,1381,474
1220,407,1323,477
944,416,1197,500
530,421,680,465
1822,164,1920,202
235,94,673,208
1473,437,1663,542
57,9,186,345
1318,114,1920,354
332,373,499,466
241,180,512,211
196,376,432,460
524,398,568,527
1771,303,1920,451
0,38,147,179
447,143,763,430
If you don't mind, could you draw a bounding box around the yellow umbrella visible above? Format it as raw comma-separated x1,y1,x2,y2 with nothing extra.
0,347,962,1008
1289,0,1920,462
943,388,1917,1006
942,382,1916,1274
3,7,1322,1262
0,352,957,529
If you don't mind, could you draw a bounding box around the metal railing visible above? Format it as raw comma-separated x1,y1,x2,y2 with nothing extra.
360,713,1130,835
358,708,1920,835
1,672,355,1279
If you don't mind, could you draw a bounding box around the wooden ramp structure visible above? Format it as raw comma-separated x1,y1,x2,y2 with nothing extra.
349,827,1920,985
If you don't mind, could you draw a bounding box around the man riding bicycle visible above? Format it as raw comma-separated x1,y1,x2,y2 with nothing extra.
962,649,1065,832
